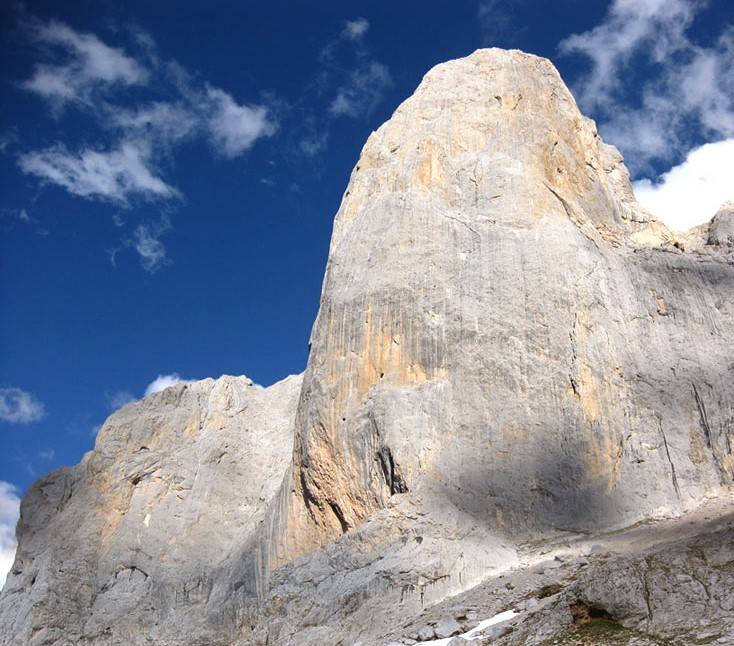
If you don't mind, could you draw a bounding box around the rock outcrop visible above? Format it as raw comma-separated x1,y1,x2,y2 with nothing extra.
1,48,733,646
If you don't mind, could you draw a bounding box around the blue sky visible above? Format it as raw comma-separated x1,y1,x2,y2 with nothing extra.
1,0,733,586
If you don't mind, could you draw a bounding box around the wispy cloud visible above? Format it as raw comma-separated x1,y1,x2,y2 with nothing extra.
107,101,198,147
343,17,369,41
38,449,55,461
329,61,392,118
296,17,390,156
18,141,176,204
633,139,734,231
478,0,527,46
130,215,172,272
0,481,21,590
559,1,734,171
0,208,48,235
23,19,148,109
0,387,45,424
326,18,392,120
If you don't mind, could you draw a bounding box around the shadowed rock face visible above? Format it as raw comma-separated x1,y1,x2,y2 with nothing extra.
1,48,733,646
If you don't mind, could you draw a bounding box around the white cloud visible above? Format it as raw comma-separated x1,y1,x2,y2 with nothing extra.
0,387,45,424
343,18,369,40
19,19,276,214
329,61,392,118
38,449,55,461
559,0,693,111
560,2,734,171
18,141,176,204
204,88,277,158
23,20,147,108
131,215,171,273
144,373,194,396
633,139,734,231
0,481,21,591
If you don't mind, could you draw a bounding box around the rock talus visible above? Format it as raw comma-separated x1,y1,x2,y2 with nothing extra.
1,48,733,645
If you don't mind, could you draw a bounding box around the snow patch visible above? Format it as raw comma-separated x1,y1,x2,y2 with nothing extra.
419,609,519,645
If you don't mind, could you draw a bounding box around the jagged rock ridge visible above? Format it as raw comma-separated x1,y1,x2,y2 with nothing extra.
1,49,733,646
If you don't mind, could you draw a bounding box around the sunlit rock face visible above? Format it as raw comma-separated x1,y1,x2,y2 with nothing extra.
1,48,733,646
276,48,733,562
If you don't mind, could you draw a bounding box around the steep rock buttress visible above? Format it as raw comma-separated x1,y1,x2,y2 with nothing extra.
273,48,733,563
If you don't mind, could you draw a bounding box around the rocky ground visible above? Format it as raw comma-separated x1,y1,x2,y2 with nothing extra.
382,495,734,646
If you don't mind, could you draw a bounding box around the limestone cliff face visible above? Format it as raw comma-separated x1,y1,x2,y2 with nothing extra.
277,48,733,561
1,48,733,646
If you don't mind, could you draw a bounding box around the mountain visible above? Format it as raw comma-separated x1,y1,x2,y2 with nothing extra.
1,48,733,646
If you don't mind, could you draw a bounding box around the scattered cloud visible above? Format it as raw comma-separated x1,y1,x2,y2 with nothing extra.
0,388,45,424
204,87,277,158
38,449,55,461
0,481,21,591
298,16,390,156
144,373,194,396
17,18,277,270
23,19,148,109
20,20,276,186
343,17,369,41
107,390,136,410
633,138,734,231
329,61,392,118
18,141,176,204
559,1,734,172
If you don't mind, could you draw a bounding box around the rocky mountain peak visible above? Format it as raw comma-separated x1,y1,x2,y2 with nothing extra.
1,49,733,646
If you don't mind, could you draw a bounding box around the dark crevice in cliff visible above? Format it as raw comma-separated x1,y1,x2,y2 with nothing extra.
328,500,350,534
657,419,681,500
692,382,713,448
377,446,408,495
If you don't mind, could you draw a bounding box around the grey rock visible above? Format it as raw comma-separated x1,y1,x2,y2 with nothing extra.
417,624,436,641
434,616,462,638
277,48,733,570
